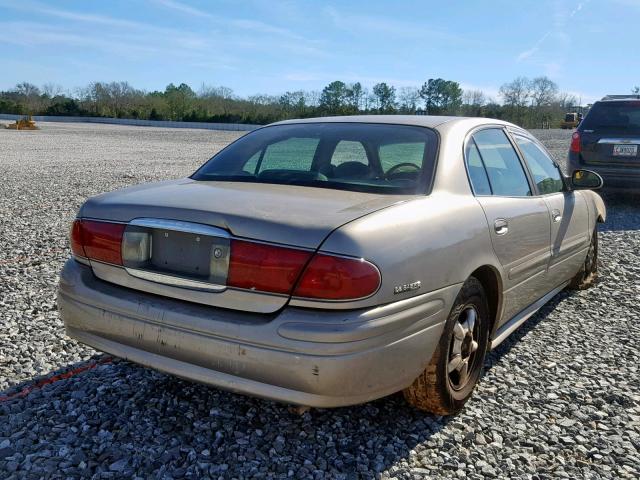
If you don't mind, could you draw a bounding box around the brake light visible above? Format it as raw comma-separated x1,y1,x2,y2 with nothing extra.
294,254,380,300
70,220,125,265
70,219,381,301
570,131,581,153
70,220,86,258
227,240,312,294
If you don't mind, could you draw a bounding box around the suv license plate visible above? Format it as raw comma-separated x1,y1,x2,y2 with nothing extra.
613,144,638,156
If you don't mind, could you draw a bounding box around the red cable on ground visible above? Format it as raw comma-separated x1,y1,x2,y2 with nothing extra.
0,356,113,403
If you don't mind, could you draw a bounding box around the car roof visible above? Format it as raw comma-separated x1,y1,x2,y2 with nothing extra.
599,95,640,102
270,115,517,131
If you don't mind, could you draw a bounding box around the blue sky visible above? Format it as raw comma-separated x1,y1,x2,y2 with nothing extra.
0,0,638,104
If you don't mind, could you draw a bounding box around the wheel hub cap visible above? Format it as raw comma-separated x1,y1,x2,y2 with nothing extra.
448,306,479,390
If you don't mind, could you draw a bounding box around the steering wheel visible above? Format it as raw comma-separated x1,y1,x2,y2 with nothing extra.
386,162,421,179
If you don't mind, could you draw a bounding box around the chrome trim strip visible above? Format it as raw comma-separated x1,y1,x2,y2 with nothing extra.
89,261,287,312
73,255,91,266
491,282,568,349
129,218,230,238
124,268,226,292
596,138,640,144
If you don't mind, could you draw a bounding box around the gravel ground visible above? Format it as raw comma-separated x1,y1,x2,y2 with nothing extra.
0,123,638,479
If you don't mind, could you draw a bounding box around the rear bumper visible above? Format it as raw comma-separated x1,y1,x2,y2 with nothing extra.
58,260,454,407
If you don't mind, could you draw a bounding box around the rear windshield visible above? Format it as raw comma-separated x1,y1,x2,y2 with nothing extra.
565,113,576,122
581,101,640,132
192,123,439,194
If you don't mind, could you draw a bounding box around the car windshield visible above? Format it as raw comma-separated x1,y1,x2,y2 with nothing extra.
581,101,640,132
191,122,438,194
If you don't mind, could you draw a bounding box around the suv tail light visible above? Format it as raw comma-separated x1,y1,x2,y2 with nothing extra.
570,131,581,153
70,220,125,265
293,254,380,300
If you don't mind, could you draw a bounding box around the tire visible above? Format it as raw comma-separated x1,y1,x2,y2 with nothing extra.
403,277,490,415
567,228,598,290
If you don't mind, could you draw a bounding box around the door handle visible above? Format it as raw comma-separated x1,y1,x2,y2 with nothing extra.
552,209,562,223
494,218,509,235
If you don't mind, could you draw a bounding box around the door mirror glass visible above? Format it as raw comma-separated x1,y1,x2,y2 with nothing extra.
571,169,603,190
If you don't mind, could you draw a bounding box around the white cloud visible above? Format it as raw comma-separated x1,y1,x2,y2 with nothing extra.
324,5,465,43
515,0,589,78
150,0,215,19
152,0,310,43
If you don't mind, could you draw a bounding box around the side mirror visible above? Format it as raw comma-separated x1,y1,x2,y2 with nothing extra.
571,169,603,190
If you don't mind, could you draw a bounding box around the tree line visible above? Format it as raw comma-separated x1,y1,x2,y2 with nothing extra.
0,77,615,128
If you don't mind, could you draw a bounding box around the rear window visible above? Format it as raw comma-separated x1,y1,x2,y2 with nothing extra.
192,123,439,194
581,101,640,132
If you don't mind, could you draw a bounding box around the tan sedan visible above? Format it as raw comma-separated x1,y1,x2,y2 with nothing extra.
58,116,605,414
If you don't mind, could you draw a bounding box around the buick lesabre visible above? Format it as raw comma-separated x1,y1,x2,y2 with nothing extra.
58,116,605,414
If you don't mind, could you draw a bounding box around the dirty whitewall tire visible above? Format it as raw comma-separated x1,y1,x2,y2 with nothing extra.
403,277,490,415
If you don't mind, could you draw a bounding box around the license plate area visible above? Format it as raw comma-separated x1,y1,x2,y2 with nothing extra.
122,219,230,289
613,144,638,157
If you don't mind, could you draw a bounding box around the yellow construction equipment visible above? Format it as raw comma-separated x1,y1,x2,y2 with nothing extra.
560,112,582,129
5,115,38,130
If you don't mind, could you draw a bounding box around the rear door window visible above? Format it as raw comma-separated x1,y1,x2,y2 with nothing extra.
513,135,564,195
465,140,492,195
472,129,532,197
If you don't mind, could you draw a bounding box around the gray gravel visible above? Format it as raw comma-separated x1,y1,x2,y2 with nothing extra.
1,123,639,479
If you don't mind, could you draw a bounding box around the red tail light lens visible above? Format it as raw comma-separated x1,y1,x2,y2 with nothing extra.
227,240,312,294
71,220,125,265
294,254,381,300
70,220,86,258
70,220,381,301
570,131,581,153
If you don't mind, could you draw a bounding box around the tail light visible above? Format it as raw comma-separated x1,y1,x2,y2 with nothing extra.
70,220,85,258
570,131,581,153
70,220,125,265
71,219,381,301
227,240,312,294
293,254,380,300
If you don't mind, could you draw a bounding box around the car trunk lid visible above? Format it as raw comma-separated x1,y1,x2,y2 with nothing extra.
79,178,410,312
80,178,409,248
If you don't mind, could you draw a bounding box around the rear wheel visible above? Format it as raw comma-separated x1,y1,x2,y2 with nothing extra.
567,229,598,290
403,277,490,415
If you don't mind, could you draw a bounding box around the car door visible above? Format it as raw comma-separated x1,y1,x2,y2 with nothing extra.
465,127,551,325
511,132,590,287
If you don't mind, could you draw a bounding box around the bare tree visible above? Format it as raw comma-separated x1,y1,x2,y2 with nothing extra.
499,77,531,108
14,82,43,114
199,84,235,99
557,92,578,110
462,89,486,107
398,86,421,113
530,76,559,107
42,83,65,98
304,90,321,107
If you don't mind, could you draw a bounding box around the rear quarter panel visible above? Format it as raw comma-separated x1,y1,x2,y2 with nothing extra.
290,191,500,309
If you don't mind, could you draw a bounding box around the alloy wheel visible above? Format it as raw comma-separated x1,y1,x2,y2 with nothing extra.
448,306,480,391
